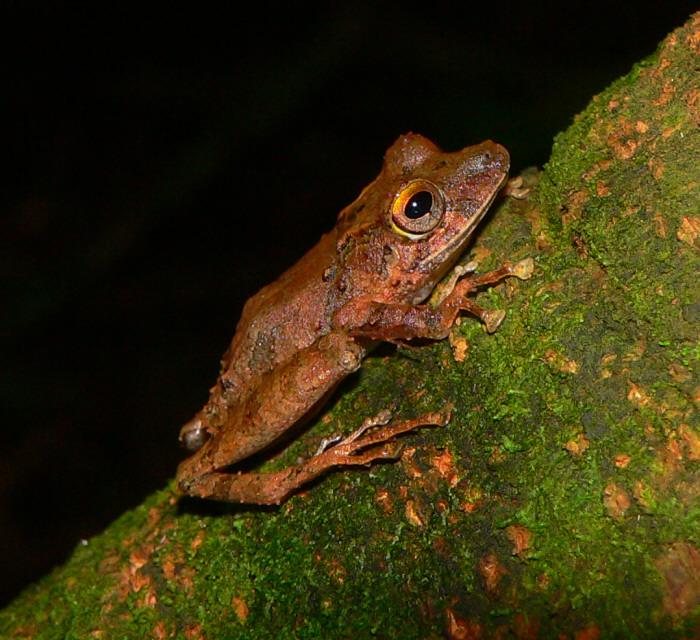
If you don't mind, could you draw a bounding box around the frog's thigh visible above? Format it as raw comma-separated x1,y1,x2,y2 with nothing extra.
211,331,365,467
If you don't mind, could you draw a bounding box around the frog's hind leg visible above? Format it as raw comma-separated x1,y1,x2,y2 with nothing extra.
182,408,451,505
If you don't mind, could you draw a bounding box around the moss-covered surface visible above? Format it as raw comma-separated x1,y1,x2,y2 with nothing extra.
2,13,699,640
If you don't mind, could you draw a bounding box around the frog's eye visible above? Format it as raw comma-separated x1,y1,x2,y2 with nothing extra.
391,180,445,236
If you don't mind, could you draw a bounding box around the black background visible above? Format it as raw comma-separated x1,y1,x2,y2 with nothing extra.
1,1,696,607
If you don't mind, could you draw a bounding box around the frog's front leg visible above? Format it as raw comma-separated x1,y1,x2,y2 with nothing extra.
334,258,534,339
180,408,451,505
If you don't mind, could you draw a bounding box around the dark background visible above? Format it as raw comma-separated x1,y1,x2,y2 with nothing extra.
1,1,695,607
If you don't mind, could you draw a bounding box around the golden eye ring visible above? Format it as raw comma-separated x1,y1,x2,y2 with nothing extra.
391,180,445,236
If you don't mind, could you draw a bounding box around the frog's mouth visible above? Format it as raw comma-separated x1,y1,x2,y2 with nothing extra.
411,174,508,301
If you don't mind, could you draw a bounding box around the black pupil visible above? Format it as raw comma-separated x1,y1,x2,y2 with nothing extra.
405,191,433,219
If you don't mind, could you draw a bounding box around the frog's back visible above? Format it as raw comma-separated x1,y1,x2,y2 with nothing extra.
220,230,339,391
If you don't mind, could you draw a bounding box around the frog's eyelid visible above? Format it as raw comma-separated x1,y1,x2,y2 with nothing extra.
390,180,445,236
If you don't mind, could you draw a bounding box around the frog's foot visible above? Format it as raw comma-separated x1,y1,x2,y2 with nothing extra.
502,175,531,199
442,258,533,333
316,409,393,454
180,407,452,505
324,407,449,456
450,258,534,296
430,260,478,305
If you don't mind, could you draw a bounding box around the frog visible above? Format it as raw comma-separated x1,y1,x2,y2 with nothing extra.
176,133,533,505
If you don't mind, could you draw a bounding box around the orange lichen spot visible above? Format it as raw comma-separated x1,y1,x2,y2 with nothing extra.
581,165,600,182
449,332,469,362
655,436,685,488
536,573,551,590
676,477,700,504
563,433,590,457
685,88,700,112
535,232,552,251
161,559,176,580
178,567,196,593
478,553,508,593
600,353,617,378
230,596,249,622
433,534,451,558
153,621,168,640
652,81,675,106
543,348,580,374
400,446,422,480
653,212,668,238
679,424,700,460
649,157,665,180
147,507,161,529
623,341,646,362
469,246,492,264
100,554,121,574
613,453,631,468
677,215,700,246
617,114,634,135
129,547,151,570
506,524,533,558
130,569,151,594
431,448,460,487
190,529,206,551
603,482,631,517
491,445,507,464
143,587,158,608
459,485,484,513
686,22,700,52
655,542,700,619
460,502,479,514
513,613,541,639
668,363,692,383
328,558,348,585
445,608,484,640
627,382,651,407
184,624,205,640
608,135,638,160
607,100,619,111
562,189,589,223
635,120,649,133
375,488,393,514
596,181,610,197
574,624,601,640
633,479,655,511
662,123,683,138
621,205,639,220
436,499,449,515
667,437,684,460
405,499,425,527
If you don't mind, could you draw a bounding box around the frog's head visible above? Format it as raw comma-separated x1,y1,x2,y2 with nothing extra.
336,133,510,304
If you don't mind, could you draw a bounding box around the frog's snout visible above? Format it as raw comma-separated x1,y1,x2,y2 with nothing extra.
479,141,510,176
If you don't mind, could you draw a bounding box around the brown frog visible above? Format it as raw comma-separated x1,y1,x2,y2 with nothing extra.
176,133,532,505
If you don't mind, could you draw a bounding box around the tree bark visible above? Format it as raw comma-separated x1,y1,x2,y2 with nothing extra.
2,12,699,639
